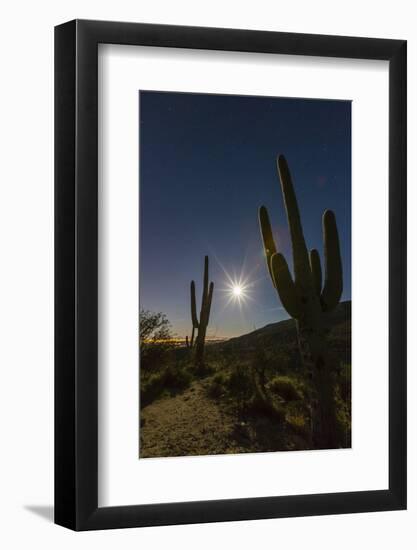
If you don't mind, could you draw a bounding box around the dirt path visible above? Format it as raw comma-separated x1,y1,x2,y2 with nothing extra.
140,380,242,458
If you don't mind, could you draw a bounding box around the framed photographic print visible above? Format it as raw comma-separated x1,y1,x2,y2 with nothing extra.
55,20,406,530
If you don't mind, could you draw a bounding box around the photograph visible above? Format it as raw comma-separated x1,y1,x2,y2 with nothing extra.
0,2,408,542
139,90,351,458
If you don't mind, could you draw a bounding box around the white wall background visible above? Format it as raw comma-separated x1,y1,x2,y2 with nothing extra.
0,0,414,547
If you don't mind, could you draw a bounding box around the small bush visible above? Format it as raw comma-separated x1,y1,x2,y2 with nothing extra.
335,363,352,447
228,364,253,399
140,372,165,406
195,361,215,378
338,362,351,403
287,412,307,430
163,364,192,389
140,309,175,373
140,363,192,407
248,393,286,421
207,371,229,398
267,376,302,402
228,363,255,418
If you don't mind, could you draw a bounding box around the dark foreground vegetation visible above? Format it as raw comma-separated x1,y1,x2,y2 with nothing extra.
139,301,351,458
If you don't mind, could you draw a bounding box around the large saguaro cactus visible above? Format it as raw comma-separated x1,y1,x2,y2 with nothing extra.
190,256,214,368
259,154,343,448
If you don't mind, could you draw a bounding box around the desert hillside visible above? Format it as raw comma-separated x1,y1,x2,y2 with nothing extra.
140,301,351,458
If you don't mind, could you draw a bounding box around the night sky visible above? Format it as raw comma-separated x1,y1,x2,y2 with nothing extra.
140,91,351,339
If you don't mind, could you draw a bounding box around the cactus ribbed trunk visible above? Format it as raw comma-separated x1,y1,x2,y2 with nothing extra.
259,154,343,449
195,324,207,367
189,256,214,369
296,321,338,448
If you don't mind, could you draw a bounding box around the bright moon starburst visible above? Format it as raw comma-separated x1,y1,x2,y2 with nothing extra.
232,285,242,297
212,253,262,313
227,279,250,304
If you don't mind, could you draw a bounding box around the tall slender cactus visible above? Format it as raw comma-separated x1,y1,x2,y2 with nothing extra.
185,318,196,350
189,256,214,367
259,154,343,448
185,328,195,349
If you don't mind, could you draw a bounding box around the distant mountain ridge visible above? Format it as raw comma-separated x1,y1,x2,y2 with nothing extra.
216,301,351,364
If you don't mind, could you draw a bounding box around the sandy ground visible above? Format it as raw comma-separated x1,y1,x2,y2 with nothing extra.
139,379,299,458
139,380,242,458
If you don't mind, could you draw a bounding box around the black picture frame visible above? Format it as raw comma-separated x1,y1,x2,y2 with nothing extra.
55,19,407,531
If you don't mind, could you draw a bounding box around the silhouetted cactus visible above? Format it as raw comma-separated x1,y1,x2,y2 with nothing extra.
185,326,195,349
259,154,343,448
190,256,214,367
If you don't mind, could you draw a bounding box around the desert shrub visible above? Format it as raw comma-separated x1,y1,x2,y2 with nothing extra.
229,363,253,401
207,371,230,398
334,362,352,447
140,309,175,372
338,362,351,404
248,393,286,421
267,376,302,402
195,360,216,378
282,395,312,440
249,347,272,393
228,363,255,419
140,363,192,407
205,347,227,369
286,410,307,430
163,364,192,389
335,395,352,448
140,372,165,406
252,344,273,371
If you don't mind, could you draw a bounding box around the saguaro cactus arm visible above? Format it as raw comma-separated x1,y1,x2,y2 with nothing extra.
205,282,214,323
191,281,199,328
190,256,214,367
200,255,209,320
321,209,343,311
259,206,277,286
271,253,301,319
309,249,322,297
200,282,214,328
259,204,301,318
277,155,311,286
186,326,195,349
